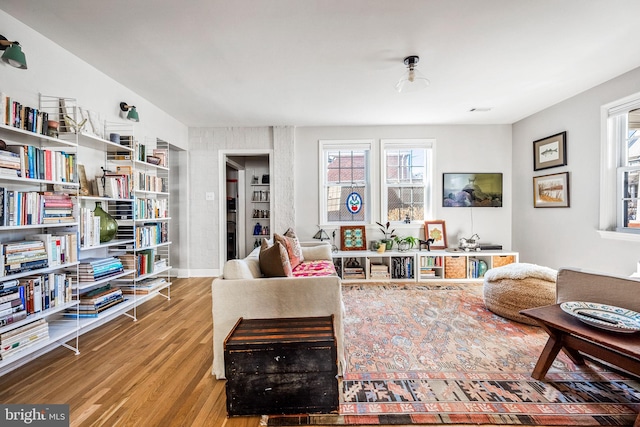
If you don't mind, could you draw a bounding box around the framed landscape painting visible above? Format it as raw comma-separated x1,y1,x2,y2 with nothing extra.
533,172,570,208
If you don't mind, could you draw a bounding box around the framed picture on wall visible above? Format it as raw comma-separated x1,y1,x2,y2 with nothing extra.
340,225,367,251
533,131,567,171
424,220,448,249
533,172,570,208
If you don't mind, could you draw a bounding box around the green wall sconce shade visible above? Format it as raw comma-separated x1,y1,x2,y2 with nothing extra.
119,102,140,122
0,35,27,70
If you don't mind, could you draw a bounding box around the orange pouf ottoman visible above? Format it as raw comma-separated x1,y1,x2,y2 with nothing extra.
483,263,557,325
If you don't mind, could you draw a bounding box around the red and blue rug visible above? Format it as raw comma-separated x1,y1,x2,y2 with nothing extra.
265,284,640,425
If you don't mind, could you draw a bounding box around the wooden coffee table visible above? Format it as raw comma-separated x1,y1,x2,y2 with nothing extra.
521,304,640,426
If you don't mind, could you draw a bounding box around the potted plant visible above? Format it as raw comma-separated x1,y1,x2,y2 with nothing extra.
394,235,419,252
375,221,396,250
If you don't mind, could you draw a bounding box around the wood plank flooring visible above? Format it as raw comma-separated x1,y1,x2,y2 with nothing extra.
0,277,259,427
0,277,534,427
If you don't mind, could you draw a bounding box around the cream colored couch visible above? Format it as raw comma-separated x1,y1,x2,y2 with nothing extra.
211,242,345,379
556,267,640,311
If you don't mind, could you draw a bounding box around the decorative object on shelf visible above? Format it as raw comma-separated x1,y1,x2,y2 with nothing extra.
0,34,27,69
376,243,386,253
443,173,503,207
261,174,269,184
458,233,481,252
533,172,570,208
93,201,118,243
394,235,419,252
395,55,429,93
533,131,567,171
418,238,435,251
340,225,367,251
252,175,259,184
63,114,87,133
46,120,59,138
313,228,330,241
119,102,140,122
424,220,447,250
109,133,120,144
331,230,338,253
375,221,396,250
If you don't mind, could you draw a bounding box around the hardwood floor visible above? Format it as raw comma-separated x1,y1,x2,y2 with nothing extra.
0,277,260,427
0,277,537,427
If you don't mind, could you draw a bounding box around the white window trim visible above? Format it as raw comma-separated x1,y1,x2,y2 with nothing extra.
318,139,374,226
380,139,435,225
598,91,640,242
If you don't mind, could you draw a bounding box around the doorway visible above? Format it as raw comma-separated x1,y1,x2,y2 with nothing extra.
221,151,272,265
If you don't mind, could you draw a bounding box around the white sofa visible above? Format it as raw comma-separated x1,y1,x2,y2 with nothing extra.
211,242,345,379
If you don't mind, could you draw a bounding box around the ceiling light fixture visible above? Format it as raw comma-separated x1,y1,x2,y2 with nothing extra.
0,34,27,69
395,55,429,93
119,102,139,122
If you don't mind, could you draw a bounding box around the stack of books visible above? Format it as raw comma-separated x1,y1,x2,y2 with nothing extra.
0,318,49,360
343,266,365,279
370,264,390,280
0,149,20,177
41,192,75,224
118,277,168,295
4,240,48,276
66,285,124,318
0,279,27,327
78,257,124,282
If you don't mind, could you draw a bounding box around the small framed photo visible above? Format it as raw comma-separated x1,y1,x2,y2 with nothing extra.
533,131,567,171
340,225,367,251
424,220,448,249
533,172,570,208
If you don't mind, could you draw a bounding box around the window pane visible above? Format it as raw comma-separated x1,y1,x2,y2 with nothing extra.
385,149,425,184
326,150,367,184
624,199,640,228
387,186,425,222
327,185,366,222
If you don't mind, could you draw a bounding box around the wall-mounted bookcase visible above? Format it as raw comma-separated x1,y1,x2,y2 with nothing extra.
0,93,172,376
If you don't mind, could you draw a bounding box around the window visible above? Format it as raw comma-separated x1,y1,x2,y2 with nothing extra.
600,93,640,237
320,141,371,223
614,108,640,231
382,140,433,223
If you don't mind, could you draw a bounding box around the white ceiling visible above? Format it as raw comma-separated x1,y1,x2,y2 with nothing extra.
2,0,640,128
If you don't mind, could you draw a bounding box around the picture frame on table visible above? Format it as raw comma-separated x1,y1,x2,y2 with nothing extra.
533,131,567,171
533,172,570,208
340,225,367,251
424,220,447,249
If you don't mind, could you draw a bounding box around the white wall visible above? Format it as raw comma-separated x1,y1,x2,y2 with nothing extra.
294,125,513,248
512,66,640,276
1,10,190,273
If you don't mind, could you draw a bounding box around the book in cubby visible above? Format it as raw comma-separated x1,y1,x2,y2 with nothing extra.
370,263,390,280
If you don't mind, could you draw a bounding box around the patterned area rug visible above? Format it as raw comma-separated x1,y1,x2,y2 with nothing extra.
265,283,640,425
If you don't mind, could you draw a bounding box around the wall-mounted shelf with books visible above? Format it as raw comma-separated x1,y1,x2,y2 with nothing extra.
0,92,173,376
0,94,81,375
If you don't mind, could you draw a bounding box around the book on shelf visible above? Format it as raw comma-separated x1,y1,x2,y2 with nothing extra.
0,318,49,360
77,257,124,282
118,277,168,295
